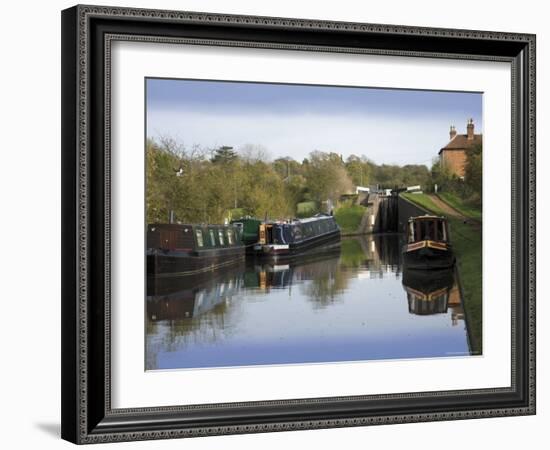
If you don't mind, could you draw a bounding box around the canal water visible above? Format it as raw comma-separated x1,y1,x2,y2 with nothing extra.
146,234,471,370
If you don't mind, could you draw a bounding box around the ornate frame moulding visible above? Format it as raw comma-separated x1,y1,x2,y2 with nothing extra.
61,4,535,444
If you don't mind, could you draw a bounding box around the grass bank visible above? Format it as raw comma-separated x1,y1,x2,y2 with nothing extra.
438,192,482,221
401,193,482,355
334,205,367,235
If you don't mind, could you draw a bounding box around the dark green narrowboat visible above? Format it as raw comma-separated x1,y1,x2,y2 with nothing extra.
230,217,262,252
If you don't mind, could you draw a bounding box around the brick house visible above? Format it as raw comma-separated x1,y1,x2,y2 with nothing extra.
439,119,482,178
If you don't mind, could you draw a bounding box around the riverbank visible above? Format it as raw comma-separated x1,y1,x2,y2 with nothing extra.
400,193,482,355
334,205,367,235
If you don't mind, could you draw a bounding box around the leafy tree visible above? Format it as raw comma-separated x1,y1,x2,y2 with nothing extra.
345,155,370,187
305,151,353,205
465,143,482,205
146,137,456,225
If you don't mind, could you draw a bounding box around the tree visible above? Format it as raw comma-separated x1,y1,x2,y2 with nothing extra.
305,151,353,204
345,155,370,187
211,146,238,164
430,156,454,192
465,143,482,204
239,143,271,163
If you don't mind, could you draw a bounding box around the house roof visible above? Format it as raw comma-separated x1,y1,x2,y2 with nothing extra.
439,133,482,154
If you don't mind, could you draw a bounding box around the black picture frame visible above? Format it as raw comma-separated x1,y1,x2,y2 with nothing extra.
61,4,536,444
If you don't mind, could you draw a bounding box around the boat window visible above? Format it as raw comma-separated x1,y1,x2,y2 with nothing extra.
218,229,225,246
195,229,204,247
226,229,234,245
272,226,282,244
209,229,216,246
437,220,445,241
283,225,292,243
422,220,435,240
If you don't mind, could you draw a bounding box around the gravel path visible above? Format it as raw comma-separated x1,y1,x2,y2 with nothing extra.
428,194,481,229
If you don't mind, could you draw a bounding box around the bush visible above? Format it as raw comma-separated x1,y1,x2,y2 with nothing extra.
296,201,319,218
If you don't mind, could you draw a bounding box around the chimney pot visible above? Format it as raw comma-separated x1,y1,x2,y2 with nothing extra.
449,125,457,140
467,118,475,140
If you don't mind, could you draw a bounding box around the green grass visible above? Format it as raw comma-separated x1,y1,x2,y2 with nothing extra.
401,192,442,214
400,193,482,355
296,201,318,218
334,205,367,234
438,192,482,221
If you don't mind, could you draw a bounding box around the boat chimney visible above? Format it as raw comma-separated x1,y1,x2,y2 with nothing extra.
168,210,175,224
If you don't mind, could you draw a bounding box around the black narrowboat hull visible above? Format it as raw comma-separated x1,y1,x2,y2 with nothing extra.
147,246,245,278
402,242,455,270
402,267,454,292
255,230,341,262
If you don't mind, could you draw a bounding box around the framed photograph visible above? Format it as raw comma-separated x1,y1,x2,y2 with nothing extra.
61,4,536,444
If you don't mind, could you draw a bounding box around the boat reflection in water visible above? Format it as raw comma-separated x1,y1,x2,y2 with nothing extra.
402,268,466,327
146,235,473,370
147,267,244,322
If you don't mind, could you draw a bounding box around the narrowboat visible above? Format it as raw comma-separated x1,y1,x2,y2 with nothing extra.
230,217,262,253
402,215,455,270
253,214,341,261
147,223,245,277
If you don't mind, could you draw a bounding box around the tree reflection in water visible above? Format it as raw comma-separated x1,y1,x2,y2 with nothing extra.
146,235,471,370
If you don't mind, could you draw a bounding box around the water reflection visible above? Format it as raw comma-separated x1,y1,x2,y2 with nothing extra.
146,234,472,370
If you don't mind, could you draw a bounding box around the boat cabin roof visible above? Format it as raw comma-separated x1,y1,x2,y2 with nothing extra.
259,214,335,226
408,214,447,222
406,214,450,243
147,223,242,250
297,215,334,224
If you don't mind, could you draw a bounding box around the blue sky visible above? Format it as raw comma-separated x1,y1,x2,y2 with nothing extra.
146,78,482,166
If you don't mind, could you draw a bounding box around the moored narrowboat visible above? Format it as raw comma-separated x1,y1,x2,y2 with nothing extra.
230,217,262,253
253,214,341,261
147,223,245,277
402,215,455,270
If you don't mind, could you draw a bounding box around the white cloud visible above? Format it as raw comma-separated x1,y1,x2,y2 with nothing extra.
147,109,481,166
